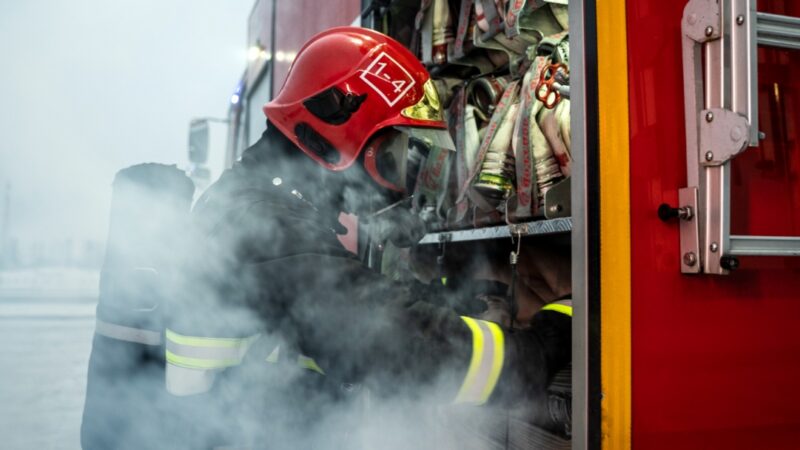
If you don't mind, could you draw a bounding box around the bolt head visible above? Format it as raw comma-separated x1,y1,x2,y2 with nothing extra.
705,151,714,161
548,204,562,213
710,242,719,253
759,131,767,140
705,111,714,122
705,26,714,36
730,126,743,141
736,15,745,25
683,252,697,267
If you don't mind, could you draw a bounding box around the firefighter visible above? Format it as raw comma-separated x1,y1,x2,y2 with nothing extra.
165,27,571,449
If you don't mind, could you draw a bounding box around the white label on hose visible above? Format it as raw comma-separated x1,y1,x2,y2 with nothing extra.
359,52,416,107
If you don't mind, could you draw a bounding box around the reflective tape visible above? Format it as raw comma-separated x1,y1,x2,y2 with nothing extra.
454,317,505,405
541,301,573,317
95,318,162,346
166,363,217,396
265,346,325,375
265,346,280,363
297,355,325,375
165,329,259,370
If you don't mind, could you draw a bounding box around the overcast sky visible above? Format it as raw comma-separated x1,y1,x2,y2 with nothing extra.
0,0,253,243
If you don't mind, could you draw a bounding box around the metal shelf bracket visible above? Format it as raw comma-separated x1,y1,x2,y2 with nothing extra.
417,218,573,245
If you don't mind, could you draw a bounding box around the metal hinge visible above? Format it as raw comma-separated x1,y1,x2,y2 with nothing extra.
677,0,800,274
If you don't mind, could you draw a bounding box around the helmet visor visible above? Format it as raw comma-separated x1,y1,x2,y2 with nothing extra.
401,79,443,122
364,127,455,193
364,129,410,193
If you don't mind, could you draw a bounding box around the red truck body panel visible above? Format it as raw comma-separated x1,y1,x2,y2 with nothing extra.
272,0,361,96
627,1,800,448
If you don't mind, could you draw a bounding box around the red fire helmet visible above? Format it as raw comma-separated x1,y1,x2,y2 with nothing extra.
263,27,447,189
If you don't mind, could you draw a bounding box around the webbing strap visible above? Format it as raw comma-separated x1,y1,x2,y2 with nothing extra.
512,63,540,219
452,0,474,58
454,316,505,405
458,80,520,204
95,318,162,346
165,329,259,370
505,0,528,37
475,0,503,39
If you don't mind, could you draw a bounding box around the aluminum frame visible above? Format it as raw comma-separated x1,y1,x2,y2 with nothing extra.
569,0,594,448
681,0,800,275
417,218,573,244
757,12,800,50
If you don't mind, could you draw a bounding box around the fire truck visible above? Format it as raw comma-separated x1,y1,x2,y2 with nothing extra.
191,0,800,448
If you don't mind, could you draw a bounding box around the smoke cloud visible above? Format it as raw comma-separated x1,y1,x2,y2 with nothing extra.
80,129,571,449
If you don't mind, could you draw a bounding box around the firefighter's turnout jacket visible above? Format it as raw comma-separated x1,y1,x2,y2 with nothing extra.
164,128,572,449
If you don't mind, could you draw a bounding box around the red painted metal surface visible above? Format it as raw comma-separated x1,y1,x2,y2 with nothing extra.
246,0,273,89
272,0,361,97
626,1,800,448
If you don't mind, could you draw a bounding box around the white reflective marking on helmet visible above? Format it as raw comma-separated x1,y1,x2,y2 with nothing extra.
358,52,416,107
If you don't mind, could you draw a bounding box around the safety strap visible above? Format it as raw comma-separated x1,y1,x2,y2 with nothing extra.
413,140,453,222
511,59,547,219
458,80,520,207
505,0,527,37
451,88,471,224
505,0,552,39
452,0,474,58
555,99,570,153
94,318,162,346
454,316,505,405
539,107,572,177
474,0,504,40
411,0,434,59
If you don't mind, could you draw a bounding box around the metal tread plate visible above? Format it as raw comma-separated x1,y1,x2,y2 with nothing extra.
417,217,573,244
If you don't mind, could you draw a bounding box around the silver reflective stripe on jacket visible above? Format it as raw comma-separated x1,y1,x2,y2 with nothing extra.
453,316,505,405
94,318,162,346
165,329,260,396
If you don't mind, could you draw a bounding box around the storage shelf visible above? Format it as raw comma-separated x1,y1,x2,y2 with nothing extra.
417,217,573,245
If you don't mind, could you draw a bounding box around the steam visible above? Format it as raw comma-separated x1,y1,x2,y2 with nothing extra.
80,143,570,450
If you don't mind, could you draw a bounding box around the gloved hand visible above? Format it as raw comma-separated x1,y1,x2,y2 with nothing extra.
493,304,571,410
366,205,428,248
477,294,512,327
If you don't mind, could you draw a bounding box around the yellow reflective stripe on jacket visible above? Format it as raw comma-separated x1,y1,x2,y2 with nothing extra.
165,350,242,370
264,346,325,375
540,302,573,317
454,316,505,405
265,346,280,363
165,328,259,370
297,355,325,375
